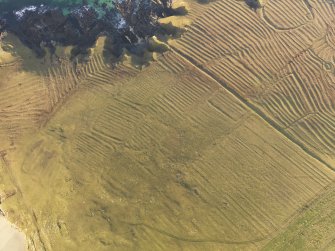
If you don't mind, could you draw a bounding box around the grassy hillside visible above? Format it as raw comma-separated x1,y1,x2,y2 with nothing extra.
1,0,335,250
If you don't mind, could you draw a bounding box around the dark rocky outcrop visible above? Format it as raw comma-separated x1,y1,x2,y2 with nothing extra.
0,0,176,58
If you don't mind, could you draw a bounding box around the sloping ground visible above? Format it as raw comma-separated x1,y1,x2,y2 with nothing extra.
1,0,335,250
172,0,335,168
0,49,334,250
263,184,335,250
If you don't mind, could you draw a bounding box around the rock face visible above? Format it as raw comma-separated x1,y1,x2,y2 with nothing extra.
7,6,104,56
1,0,174,57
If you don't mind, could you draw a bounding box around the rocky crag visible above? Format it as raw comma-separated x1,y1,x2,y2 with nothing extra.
0,0,180,58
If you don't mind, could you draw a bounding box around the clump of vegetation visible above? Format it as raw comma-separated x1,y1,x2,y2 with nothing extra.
245,0,263,9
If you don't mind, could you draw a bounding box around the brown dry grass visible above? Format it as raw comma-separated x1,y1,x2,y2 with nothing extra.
1,0,335,250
